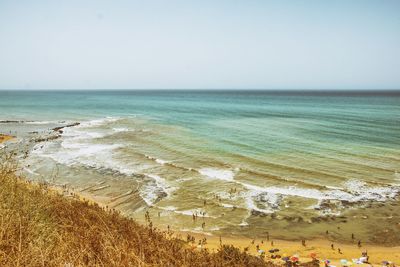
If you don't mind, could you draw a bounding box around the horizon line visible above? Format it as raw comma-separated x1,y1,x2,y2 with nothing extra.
1,88,400,91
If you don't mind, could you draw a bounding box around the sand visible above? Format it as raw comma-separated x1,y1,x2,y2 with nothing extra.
176,231,399,266
0,134,14,144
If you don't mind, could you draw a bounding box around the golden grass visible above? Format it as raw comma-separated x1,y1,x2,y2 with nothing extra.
0,154,279,267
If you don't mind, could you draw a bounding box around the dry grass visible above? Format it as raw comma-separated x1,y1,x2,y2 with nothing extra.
0,153,276,267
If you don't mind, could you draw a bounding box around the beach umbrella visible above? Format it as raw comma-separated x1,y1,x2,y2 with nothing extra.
291,256,299,262
282,257,290,262
269,249,275,253
274,248,280,252
340,259,348,266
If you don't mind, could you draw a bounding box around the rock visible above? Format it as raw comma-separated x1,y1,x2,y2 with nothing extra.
34,134,61,143
52,122,80,132
251,209,269,217
0,120,23,123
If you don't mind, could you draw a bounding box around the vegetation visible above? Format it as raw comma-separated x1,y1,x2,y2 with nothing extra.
0,153,274,266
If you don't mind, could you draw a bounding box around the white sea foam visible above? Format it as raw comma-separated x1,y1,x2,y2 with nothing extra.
238,220,249,226
139,174,177,206
145,155,169,165
237,179,400,215
199,168,235,181
159,206,178,211
112,127,129,133
155,159,168,165
25,120,60,125
31,117,179,207
221,203,234,208
31,120,134,176
79,117,120,128
242,180,399,203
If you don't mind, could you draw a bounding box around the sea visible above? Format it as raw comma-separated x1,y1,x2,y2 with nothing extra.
1,90,399,244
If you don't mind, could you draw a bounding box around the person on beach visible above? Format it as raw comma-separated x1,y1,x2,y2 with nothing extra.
361,251,369,263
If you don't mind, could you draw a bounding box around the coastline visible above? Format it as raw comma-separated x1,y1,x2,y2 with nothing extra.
2,118,399,266
59,184,400,266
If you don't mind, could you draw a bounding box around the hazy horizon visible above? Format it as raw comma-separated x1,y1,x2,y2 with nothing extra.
1,0,399,90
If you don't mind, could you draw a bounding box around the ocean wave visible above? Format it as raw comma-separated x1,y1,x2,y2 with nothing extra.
220,203,234,208
238,179,400,215
198,168,235,181
25,120,63,125
140,174,177,206
27,116,400,217
78,117,121,128
145,155,169,165
112,127,129,133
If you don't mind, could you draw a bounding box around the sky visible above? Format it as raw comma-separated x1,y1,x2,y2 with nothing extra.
0,0,399,90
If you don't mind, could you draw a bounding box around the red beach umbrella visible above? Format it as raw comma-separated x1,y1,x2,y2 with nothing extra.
291,256,299,262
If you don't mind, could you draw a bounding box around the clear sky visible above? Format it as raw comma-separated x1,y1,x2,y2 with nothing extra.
0,0,399,90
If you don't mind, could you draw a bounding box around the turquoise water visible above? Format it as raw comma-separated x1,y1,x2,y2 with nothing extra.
1,90,400,242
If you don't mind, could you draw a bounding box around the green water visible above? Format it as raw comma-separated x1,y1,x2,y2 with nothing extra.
1,90,399,244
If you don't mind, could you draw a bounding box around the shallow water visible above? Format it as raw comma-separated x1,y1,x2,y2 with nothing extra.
1,90,399,244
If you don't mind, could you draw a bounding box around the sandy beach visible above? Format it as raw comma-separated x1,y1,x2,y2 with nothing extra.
58,184,400,266
179,231,400,266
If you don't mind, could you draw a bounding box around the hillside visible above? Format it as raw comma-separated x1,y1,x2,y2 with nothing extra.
0,153,274,267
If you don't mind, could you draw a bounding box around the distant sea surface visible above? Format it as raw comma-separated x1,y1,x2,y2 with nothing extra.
1,90,400,243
